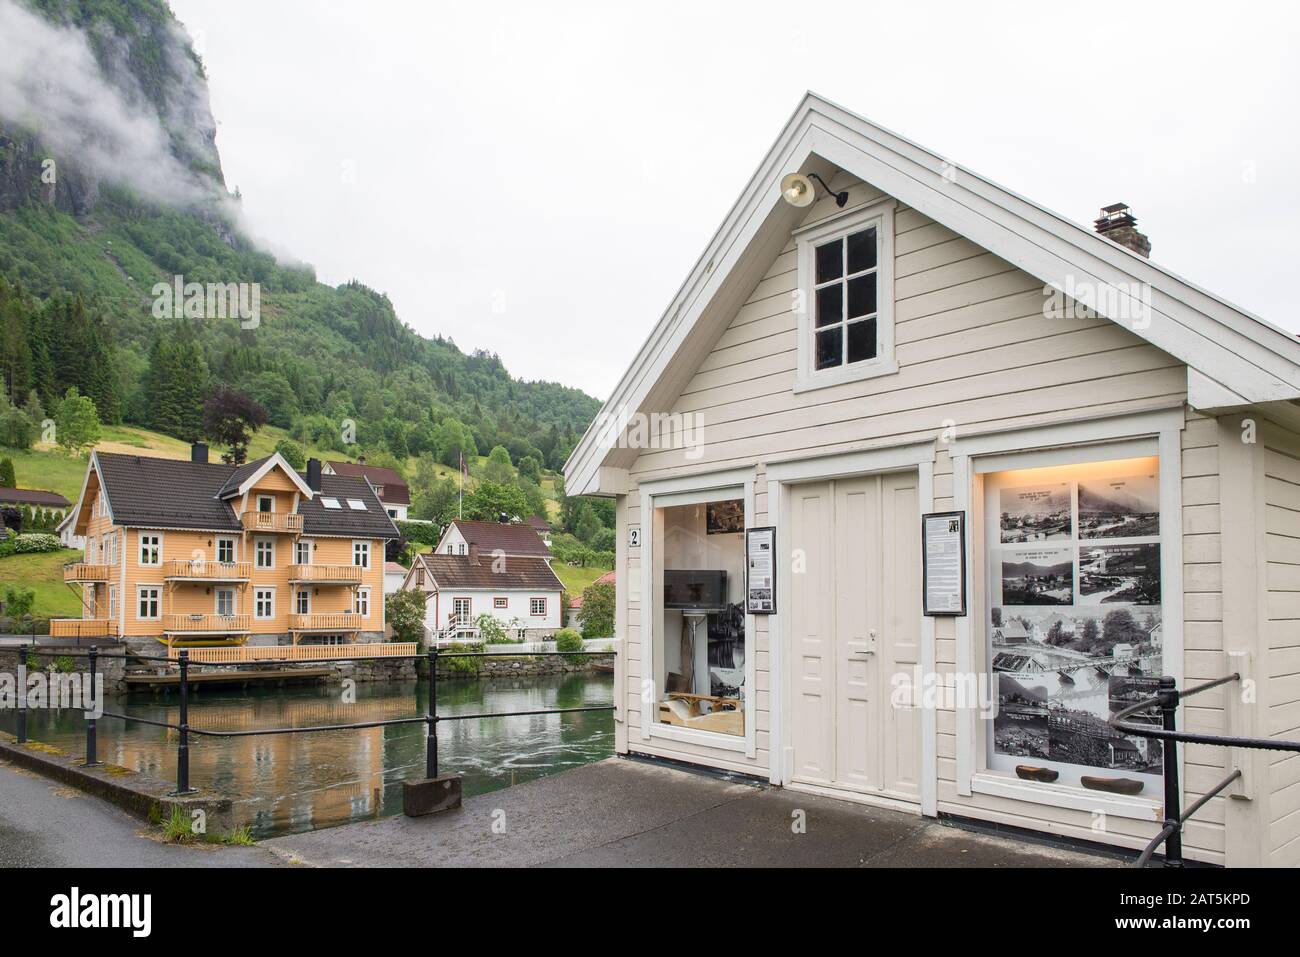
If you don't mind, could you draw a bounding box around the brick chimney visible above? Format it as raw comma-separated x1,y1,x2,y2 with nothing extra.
1093,203,1151,258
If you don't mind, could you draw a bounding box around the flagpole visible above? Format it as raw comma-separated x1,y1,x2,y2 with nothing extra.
459,452,464,519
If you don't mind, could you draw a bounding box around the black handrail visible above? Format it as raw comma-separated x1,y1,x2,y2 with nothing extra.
1108,672,1300,867
8,642,616,796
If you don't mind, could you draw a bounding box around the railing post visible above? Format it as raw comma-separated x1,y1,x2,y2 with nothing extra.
83,646,101,767
175,649,194,794
15,643,28,744
426,647,439,779
1158,675,1184,868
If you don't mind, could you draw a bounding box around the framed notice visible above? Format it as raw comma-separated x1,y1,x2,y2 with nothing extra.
745,526,776,614
922,511,966,616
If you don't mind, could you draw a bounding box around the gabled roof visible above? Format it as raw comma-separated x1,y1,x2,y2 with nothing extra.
217,453,314,500
327,461,410,505
0,487,71,508
412,553,562,591
565,92,1300,495
441,519,552,558
527,514,551,531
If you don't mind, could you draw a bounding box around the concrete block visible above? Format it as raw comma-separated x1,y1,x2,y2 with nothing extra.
403,774,462,816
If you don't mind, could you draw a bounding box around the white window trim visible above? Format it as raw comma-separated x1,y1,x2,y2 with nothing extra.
638,466,757,758
949,408,1184,822
136,585,161,621
295,538,313,566
793,199,897,394
254,587,276,620
257,494,276,513
214,588,236,617
295,587,312,616
355,586,371,618
138,531,163,567
254,537,275,569
353,540,370,569
216,536,237,565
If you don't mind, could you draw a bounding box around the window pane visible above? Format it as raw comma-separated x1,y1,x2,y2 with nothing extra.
815,240,842,284
847,317,878,364
815,327,843,370
847,227,877,274
847,272,876,319
815,283,842,328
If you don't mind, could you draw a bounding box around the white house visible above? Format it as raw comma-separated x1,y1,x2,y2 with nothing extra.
383,561,407,595
435,518,552,561
402,551,563,641
563,93,1300,867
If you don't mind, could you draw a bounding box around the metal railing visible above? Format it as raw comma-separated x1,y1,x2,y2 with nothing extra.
1108,673,1300,867
6,642,615,798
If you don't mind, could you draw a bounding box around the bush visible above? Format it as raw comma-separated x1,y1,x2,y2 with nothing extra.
396,520,440,547
476,613,519,644
11,533,61,554
440,641,483,675
553,627,587,664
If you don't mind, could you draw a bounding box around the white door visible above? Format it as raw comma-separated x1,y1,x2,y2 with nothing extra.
789,472,921,802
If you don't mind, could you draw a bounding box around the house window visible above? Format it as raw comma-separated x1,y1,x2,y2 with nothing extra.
108,585,118,621
295,588,310,615
458,543,466,555
136,586,160,620
295,539,312,565
322,497,342,509
215,588,235,617
257,495,274,513
353,541,370,568
138,533,161,566
981,451,1165,792
254,588,275,619
255,538,275,569
387,508,397,519
216,537,235,564
530,597,547,616
452,597,471,622
795,203,896,391
494,597,508,609
87,538,98,564
355,587,371,618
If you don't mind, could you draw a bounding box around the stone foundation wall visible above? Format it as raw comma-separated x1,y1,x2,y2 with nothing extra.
434,655,601,680
0,645,128,693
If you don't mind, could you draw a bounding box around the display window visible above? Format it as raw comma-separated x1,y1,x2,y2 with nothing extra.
982,453,1165,795
654,496,747,738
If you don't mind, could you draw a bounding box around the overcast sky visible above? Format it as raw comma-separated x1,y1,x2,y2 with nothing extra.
169,0,1300,400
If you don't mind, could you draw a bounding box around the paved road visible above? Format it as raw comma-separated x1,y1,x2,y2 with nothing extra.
0,760,279,868
266,757,1128,868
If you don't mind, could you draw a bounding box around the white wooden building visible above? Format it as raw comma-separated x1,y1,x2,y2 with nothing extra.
564,93,1300,867
402,551,563,642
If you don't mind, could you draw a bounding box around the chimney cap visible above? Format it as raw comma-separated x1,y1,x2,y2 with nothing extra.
1094,203,1137,232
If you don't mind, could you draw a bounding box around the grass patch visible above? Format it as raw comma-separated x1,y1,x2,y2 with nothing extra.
0,549,85,618
206,825,256,846
553,562,612,599
162,805,197,844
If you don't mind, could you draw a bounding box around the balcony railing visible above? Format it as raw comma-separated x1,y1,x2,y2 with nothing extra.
49,619,117,638
167,642,416,663
163,560,252,581
288,564,363,585
162,613,252,634
289,613,363,632
241,511,304,534
63,563,112,583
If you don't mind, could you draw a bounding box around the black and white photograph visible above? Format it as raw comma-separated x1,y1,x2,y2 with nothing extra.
999,483,1071,542
994,675,1050,758
1079,543,1161,605
1078,473,1160,539
706,499,744,534
1000,547,1073,605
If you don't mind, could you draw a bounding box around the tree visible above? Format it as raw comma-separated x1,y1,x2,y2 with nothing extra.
411,476,460,526
518,455,542,484
577,579,615,639
463,480,529,522
274,438,306,471
54,387,100,456
433,417,476,469
573,502,600,544
144,335,209,441
242,371,299,429
2,585,35,621
386,587,427,646
0,394,34,449
0,457,14,487
483,445,514,484
203,386,268,465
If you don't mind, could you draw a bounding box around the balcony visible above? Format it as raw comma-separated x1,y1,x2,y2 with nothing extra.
241,511,304,535
49,619,117,638
63,563,112,583
163,560,252,582
162,613,252,635
289,613,362,633
288,564,363,585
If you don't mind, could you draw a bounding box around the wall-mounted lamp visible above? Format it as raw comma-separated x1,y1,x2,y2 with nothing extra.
780,171,848,209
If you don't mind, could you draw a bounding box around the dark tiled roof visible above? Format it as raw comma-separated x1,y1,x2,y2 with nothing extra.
527,514,551,530
0,487,72,508
327,461,410,505
418,553,562,591
95,453,241,530
450,519,551,557
216,456,271,498
299,475,400,539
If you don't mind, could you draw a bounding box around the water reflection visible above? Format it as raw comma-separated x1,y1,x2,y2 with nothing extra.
0,673,614,837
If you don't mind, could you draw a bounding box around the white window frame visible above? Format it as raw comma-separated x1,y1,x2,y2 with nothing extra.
254,537,275,570
254,587,276,620
352,540,370,569
138,532,162,567
295,539,313,566
136,585,161,621
108,584,118,621
295,587,311,616
215,588,236,617
355,587,371,618
216,537,236,565
257,494,275,513
793,200,897,393
530,597,547,617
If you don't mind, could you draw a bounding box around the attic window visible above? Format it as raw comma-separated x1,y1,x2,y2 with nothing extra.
347,499,367,511
321,497,341,509
795,201,897,392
